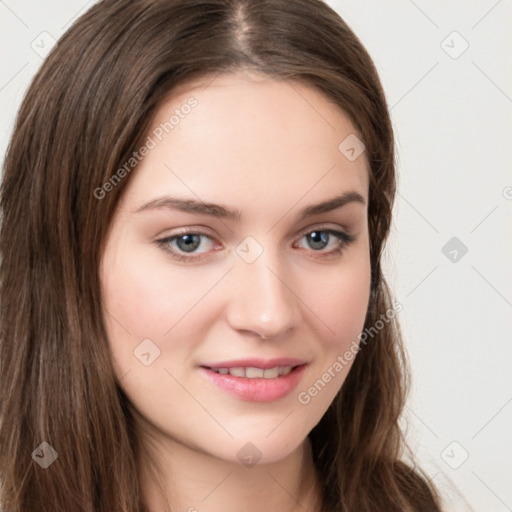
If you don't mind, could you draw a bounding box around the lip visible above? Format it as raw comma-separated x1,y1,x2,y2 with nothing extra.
199,358,308,402
200,357,307,370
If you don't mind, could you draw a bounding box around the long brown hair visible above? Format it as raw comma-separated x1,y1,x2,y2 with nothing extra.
0,0,442,510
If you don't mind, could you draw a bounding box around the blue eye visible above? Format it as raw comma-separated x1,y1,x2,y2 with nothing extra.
156,228,355,262
157,231,215,261
171,233,202,253
297,229,354,253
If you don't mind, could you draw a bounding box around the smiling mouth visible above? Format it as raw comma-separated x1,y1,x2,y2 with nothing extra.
199,362,307,402
203,365,304,378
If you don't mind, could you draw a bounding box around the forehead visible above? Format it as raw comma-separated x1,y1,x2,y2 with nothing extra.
122,71,369,210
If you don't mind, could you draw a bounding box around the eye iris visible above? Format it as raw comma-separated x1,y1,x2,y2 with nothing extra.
176,234,201,252
308,231,329,250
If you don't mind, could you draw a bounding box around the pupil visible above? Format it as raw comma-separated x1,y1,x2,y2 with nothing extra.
177,234,200,252
309,231,328,250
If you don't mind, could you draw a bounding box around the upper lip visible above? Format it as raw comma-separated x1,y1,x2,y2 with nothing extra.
200,357,308,370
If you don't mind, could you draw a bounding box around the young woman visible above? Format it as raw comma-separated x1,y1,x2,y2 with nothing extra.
0,1,443,511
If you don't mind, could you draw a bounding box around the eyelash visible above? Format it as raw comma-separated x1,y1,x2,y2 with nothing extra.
156,226,356,263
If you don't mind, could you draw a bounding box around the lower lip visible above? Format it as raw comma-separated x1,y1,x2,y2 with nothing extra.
200,365,307,402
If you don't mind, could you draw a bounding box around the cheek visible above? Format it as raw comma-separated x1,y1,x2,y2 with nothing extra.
294,256,371,413
101,241,209,338
311,253,371,351
100,241,193,374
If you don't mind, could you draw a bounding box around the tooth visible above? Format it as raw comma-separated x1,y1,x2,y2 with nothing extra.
245,367,264,378
263,367,279,379
281,366,292,376
215,366,295,378
229,367,246,377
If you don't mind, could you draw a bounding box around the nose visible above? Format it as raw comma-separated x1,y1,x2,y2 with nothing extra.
225,245,301,340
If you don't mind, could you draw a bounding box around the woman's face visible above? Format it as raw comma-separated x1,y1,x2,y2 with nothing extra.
100,71,371,464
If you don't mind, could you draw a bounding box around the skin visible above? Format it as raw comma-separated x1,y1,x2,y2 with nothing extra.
100,70,371,512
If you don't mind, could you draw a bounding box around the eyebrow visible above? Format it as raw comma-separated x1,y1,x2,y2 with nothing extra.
135,191,365,221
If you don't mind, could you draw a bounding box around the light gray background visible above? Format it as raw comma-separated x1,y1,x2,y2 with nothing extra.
1,1,511,511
